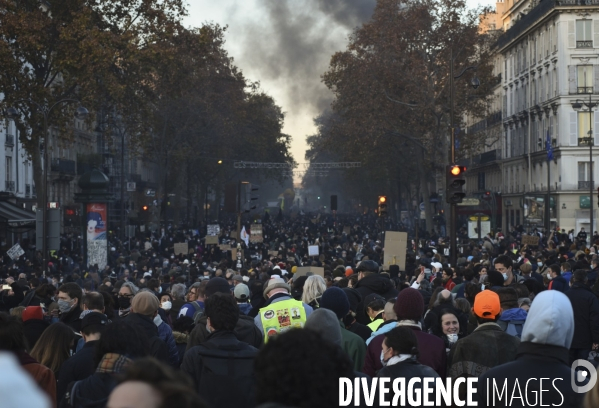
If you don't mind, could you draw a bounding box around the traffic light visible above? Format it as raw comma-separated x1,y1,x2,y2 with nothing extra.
378,196,388,217
482,191,492,200
142,205,149,211
243,182,259,213
445,165,466,204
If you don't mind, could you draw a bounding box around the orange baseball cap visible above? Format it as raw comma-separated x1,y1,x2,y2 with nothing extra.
473,290,501,319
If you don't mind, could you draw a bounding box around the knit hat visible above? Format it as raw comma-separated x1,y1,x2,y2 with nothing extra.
291,266,297,274
234,283,250,301
320,287,350,319
487,270,505,287
341,287,362,313
344,267,353,277
393,288,424,321
131,292,160,316
81,312,108,331
263,276,291,299
22,306,44,322
232,275,244,283
205,277,231,297
305,309,342,346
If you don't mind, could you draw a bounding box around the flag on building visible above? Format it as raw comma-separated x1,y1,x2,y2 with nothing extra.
546,130,553,161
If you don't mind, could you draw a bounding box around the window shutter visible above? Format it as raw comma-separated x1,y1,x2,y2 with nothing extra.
594,65,599,93
570,112,578,146
595,111,599,146
569,21,576,48
569,65,577,94
594,20,599,48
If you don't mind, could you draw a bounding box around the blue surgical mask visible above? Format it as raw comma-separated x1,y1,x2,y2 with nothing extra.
538,262,543,267
502,273,508,281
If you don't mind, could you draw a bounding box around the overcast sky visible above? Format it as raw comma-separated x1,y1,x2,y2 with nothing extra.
185,0,496,165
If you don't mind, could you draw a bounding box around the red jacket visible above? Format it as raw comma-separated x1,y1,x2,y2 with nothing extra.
16,350,56,407
444,279,456,291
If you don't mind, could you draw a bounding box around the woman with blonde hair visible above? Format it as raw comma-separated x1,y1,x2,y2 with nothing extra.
301,275,327,309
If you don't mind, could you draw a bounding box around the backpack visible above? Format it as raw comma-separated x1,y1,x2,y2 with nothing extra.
498,319,525,338
190,301,204,324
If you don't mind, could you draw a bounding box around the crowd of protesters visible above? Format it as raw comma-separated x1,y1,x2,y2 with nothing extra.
1,212,599,407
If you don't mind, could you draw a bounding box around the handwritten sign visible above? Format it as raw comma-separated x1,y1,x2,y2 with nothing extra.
173,243,188,255
521,235,540,246
6,243,25,260
308,245,319,256
250,224,263,243
207,224,220,236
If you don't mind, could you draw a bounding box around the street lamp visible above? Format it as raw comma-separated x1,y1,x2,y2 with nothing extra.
572,95,598,241
448,50,480,266
7,100,88,274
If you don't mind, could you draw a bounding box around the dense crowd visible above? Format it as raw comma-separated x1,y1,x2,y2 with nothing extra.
1,213,599,408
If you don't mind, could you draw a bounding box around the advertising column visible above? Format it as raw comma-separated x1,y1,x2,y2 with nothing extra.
86,203,108,270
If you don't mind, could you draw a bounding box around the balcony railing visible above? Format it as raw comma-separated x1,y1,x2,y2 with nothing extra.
577,41,593,49
578,87,593,94
579,137,594,146
5,181,15,192
51,158,76,175
25,184,31,196
579,181,594,190
5,135,14,146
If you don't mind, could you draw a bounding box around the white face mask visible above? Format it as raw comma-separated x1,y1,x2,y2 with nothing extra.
547,273,552,280
538,262,543,267
161,301,172,311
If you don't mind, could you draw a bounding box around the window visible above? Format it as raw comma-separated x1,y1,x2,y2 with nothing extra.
5,157,11,181
578,112,593,145
577,65,593,93
578,162,593,181
576,20,592,48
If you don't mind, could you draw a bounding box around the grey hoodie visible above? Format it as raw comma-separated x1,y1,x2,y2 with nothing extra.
520,290,574,349
304,308,342,346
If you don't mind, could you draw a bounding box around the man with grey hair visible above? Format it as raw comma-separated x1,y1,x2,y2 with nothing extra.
178,281,207,322
169,283,187,320
115,281,139,320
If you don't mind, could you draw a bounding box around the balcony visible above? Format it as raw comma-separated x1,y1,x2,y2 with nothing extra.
5,135,14,146
51,158,76,175
577,41,593,49
578,87,593,94
5,181,15,192
25,184,31,196
579,181,594,190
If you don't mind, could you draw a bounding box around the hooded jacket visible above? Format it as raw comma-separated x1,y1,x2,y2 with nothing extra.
123,313,169,363
354,274,398,325
476,291,583,408
548,275,568,293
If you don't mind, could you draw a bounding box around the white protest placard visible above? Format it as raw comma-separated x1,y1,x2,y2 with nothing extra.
7,243,25,260
308,245,319,257
207,224,220,236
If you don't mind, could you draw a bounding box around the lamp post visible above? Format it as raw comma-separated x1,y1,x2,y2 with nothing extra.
6,100,88,274
572,95,598,242
448,49,480,266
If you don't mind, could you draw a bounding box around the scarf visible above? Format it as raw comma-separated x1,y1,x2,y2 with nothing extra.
119,308,131,317
96,353,132,374
396,320,422,330
385,354,413,367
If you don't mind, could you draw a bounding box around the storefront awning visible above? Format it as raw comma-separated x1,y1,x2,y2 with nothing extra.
0,201,36,227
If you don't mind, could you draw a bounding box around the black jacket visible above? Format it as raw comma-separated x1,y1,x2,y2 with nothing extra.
476,343,584,408
181,330,258,408
566,283,599,349
57,340,98,405
61,372,117,408
186,314,263,351
22,319,50,350
60,305,83,333
377,357,440,407
354,274,398,325
123,313,169,363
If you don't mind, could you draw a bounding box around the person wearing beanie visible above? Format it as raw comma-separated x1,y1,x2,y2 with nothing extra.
254,275,313,342
353,260,398,326
186,278,264,351
487,270,506,289
363,288,447,378
476,291,582,407
449,290,520,401
21,306,50,351
341,287,372,341
320,287,366,372
124,292,170,364
304,308,343,347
